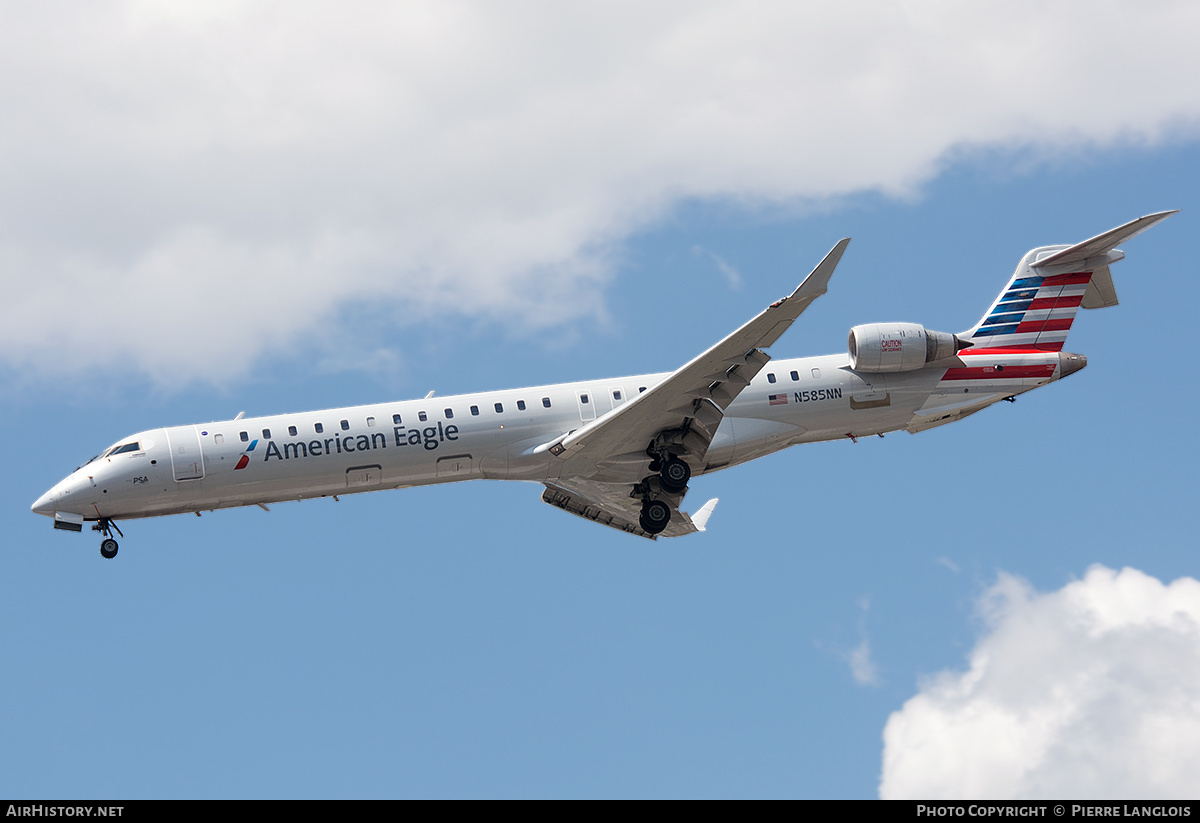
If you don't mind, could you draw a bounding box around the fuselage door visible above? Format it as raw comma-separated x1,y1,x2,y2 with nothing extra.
165,425,205,482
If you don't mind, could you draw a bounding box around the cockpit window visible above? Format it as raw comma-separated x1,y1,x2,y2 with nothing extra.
79,439,140,470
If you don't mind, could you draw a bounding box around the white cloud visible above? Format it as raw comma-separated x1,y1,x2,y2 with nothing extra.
879,565,1200,799
691,246,743,289
936,557,961,574
3,1,1200,384
826,596,881,687
848,637,880,688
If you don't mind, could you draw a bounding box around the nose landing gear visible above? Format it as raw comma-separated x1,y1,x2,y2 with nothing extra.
93,518,123,559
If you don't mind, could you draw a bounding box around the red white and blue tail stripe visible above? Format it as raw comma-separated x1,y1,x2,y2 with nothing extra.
960,259,1090,353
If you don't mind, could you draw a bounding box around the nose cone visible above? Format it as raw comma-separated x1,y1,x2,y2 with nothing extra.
31,488,56,517
1058,352,1088,379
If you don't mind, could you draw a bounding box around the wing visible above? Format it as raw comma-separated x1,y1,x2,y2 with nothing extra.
541,479,718,540
538,238,850,477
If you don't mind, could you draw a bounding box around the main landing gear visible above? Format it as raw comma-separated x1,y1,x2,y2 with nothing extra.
637,454,693,535
93,518,123,559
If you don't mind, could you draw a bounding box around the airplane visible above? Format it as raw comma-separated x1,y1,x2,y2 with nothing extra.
32,211,1176,558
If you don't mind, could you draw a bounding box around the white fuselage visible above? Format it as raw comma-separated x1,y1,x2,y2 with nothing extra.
31,348,1071,524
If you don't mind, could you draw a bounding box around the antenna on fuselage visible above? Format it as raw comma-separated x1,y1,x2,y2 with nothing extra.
424,391,435,399
234,411,245,420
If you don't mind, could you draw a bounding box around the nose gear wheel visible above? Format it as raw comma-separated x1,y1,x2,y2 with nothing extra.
92,518,123,559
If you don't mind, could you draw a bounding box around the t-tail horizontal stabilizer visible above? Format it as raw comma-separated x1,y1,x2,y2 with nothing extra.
1030,210,1177,269
1036,210,1177,311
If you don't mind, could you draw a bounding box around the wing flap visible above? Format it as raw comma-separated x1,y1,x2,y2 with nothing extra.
541,480,717,540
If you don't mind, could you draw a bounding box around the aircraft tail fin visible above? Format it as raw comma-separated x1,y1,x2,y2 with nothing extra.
961,211,1176,351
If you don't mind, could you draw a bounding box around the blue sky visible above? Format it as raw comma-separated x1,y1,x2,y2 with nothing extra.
4,3,1200,799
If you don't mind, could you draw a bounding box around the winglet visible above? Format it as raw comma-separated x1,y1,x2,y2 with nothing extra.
1031,211,1177,269
790,237,850,300
691,498,719,532
757,238,850,348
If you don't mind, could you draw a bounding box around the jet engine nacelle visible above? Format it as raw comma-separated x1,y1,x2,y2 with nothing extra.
848,323,968,373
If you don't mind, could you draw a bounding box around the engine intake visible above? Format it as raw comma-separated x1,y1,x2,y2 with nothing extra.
848,323,970,373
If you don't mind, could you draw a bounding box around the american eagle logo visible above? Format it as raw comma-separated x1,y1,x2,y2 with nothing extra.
234,439,259,470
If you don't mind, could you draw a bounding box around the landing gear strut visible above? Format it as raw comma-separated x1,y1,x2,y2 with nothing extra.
93,518,123,559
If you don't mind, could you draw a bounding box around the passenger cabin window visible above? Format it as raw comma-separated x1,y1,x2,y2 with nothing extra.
444,408,454,419
418,411,428,422
494,402,503,413
542,397,551,408
790,370,799,381
288,425,297,436
517,400,526,411
262,428,271,439
767,373,776,383
471,405,480,416
240,431,249,442
639,387,647,393
315,423,324,434
580,394,590,404
613,390,622,401
340,420,350,431
214,434,224,445
367,417,376,428
392,414,402,425
811,368,821,379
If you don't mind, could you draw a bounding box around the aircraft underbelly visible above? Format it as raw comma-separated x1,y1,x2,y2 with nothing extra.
727,417,805,465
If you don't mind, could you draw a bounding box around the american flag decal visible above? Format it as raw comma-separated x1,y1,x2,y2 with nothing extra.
769,393,788,406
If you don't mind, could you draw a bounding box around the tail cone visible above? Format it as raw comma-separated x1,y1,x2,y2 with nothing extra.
1058,352,1087,378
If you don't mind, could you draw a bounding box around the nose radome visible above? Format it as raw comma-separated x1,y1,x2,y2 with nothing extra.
31,489,55,516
